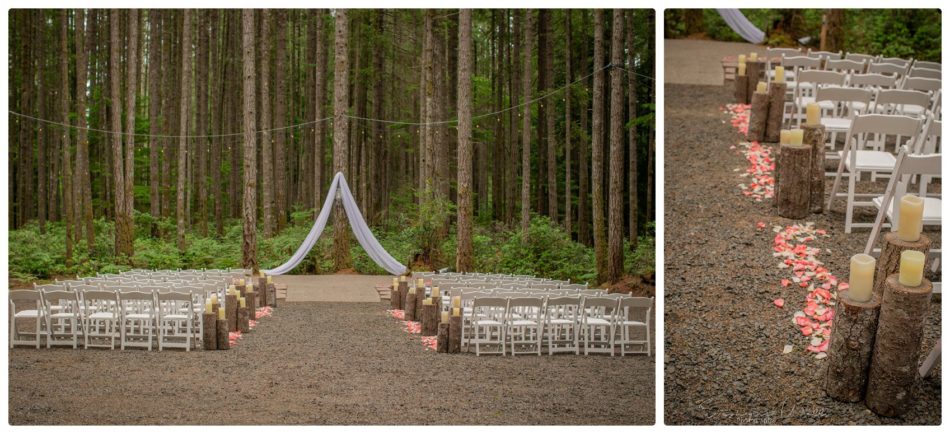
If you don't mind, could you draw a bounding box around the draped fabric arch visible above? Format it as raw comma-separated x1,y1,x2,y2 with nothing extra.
717,9,766,44
263,172,408,276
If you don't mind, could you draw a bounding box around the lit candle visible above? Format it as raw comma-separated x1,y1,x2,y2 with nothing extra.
423,298,432,305
738,63,746,76
896,194,924,242
790,129,804,145
218,308,226,320
774,66,785,83
451,296,461,308
452,307,460,317
806,103,820,126
848,254,876,302
239,297,246,308
205,299,213,312
267,276,272,284
898,250,925,287
392,277,398,289
399,275,406,282
416,278,424,288
441,311,449,323
780,130,791,145
210,294,218,306
756,81,767,93
750,52,758,62
409,286,416,295
738,54,746,64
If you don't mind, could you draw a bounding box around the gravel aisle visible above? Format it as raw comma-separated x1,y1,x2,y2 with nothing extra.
10,301,654,425
663,84,941,425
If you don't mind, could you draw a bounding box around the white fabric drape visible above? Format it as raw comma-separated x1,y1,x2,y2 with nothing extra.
717,9,765,44
263,172,408,276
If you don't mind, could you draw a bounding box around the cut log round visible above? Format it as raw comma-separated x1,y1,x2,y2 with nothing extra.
421,303,439,336
865,275,933,417
437,322,450,353
803,124,826,214
404,291,417,322
390,287,400,310
398,281,408,310
238,307,249,333
245,291,257,321
765,82,787,143
748,91,769,142
202,312,217,350
266,282,277,308
225,294,238,332
873,232,932,299
746,61,765,103
823,293,881,402
414,286,425,321
735,75,749,105
776,143,812,219
448,314,463,353
215,319,230,350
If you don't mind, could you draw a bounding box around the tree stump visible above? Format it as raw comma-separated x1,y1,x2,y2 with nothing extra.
246,291,257,321
238,307,249,333
421,303,439,336
776,144,812,219
216,319,230,350
448,314,463,354
748,91,769,142
865,275,934,417
267,282,277,308
235,284,246,298
437,322,450,353
414,286,425,321
398,281,408,310
746,61,765,102
824,293,881,402
225,294,238,332
202,312,217,350
803,124,826,214
765,82,787,143
873,232,932,299
735,75,749,105
258,282,267,308
405,291,417,322
390,287,401,310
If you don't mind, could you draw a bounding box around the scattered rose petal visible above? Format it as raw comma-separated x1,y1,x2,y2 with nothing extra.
783,344,794,354
774,298,785,308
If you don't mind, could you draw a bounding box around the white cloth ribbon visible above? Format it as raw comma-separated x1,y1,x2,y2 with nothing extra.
717,9,766,44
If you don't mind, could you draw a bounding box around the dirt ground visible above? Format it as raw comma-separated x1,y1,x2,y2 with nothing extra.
664,39,761,85
9,295,654,424
663,83,941,425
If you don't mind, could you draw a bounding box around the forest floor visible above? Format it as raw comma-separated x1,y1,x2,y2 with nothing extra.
9,277,654,425
664,39,760,86
663,83,941,425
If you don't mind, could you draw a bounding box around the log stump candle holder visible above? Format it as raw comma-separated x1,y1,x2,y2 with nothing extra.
405,288,417,322
776,143,812,219
437,322,450,353
735,74,749,105
824,293,881,402
266,279,278,308
216,318,230,350
421,302,439,336
746,61,765,100
803,124,826,214
448,313,463,354
202,312,218,350
873,232,932,299
764,82,787,143
748,89,769,142
246,291,257,320
865,275,934,417
238,307,250,333
399,280,409,310
226,294,238,332
414,285,425,321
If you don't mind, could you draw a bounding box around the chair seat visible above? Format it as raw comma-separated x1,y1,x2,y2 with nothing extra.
873,196,943,225
89,312,117,320
162,314,190,321
820,117,852,131
840,150,897,172
621,320,647,326
473,319,503,326
547,319,575,325
125,313,153,320
510,319,538,327
50,312,80,319
583,317,612,326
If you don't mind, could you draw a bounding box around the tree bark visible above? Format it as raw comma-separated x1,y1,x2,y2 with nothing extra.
259,10,276,238
456,9,474,272
765,82,786,142
313,10,328,210
147,10,163,237
273,10,289,231
776,144,811,219
564,10,573,237
626,10,638,247
176,10,191,252
505,10,519,226
241,9,259,271
823,293,881,402
578,11,590,245
74,9,95,251
110,10,131,257
544,11,557,222
59,10,74,264
748,91,769,143
684,9,705,35
821,10,845,53
520,10,534,237
332,10,352,271
195,10,210,237
607,10,625,283
803,124,826,214
592,10,607,283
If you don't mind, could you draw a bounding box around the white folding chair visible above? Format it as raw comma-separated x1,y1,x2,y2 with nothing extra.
913,60,940,71
82,290,120,349
156,291,194,351
119,291,156,350
10,290,46,349
807,49,842,61
505,297,543,356
793,70,847,127
903,77,941,94
909,67,941,80
467,297,508,356
828,114,922,232
865,149,941,254
877,57,911,67
815,86,872,156
581,297,619,356
543,296,582,355
616,297,653,356
826,59,866,75
845,53,877,65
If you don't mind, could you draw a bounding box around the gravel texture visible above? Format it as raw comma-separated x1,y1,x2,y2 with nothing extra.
10,301,654,425
663,83,941,425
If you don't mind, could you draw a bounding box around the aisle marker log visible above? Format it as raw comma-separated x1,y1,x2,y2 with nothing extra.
824,293,881,402
390,286,401,310
735,75,749,105
745,60,765,104
238,307,250,333
803,124,826,214
765,82,787,142
865,275,933,417
873,232,932,299
421,303,439,336
748,91,769,142
225,294,238,332
437,322,450,353
399,280,408,310
776,143,812,218
404,289,417,322
448,314,463,353
414,285,425,321
246,291,257,320
202,312,217,350
215,318,230,350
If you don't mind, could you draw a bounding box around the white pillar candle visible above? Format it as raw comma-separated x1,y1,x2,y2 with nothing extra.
790,129,804,145
806,103,820,126
441,311,449,323
416,278,424,288
756,81,767,93
896,194,924,242
392,277,398,289
848,254,876,302
898,250,925,287
749,52,758,62
432,286,440,298
738,62,746,76
738,54,746,64
774,66,785,83
780,130,791,145
399,275,406,282
452,307,461,317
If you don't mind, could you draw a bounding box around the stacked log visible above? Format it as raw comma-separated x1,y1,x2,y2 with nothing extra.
873,233,932,299
748,90,769,142
437,322,450,353
405,288,417,322
421,302,439,336
746,60,765,102
246,291,257,321
215,319,230,350
225,294,238,332
764,82,787,142
735,74,749,105
448,313,463,353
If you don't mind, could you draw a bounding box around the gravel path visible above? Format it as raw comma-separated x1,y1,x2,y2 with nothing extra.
664,39,761,85
10,301,654,425
663,83,941,425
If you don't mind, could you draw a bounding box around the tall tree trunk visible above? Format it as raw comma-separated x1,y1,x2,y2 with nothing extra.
535,10,547,216
506,9,520,226
821,10,845,53
332,10,352,271
109,10,129,256
241,9,258,271
607,10,625,283
17,11,34,229
592,9,607,283
74,8,95,251
490,10,504,222
313,10,328,209
59,10,74,264
176,10,191,252
211,9,226,236
626,10,638,248
684,9,704,35
124,10,140,254
259,10,276,238
422,10,437,198
195,10,209,236
520,10,534,237
564,10,573,236
456,9,474,272
273,10,289,231
577,11,590,246
371,11,386,223
544,10,557,222
148,10,163,237
37,13,47,234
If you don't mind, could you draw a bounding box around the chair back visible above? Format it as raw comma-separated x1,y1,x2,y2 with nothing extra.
902,77,941,93
10,289,44,314
909,67,941,79
915,117,942,155
620,297,654,323
869,62,908,77
873,89,933,115
826,59,865,74
845,53,876,63
878,57,910,67
119,291,155,317
807,49,842,60
816,86,872,118
913,60,941,71
850,73,899,90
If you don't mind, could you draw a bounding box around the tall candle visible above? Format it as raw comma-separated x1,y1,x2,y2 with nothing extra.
441,311,449,323
749,52,758,62
210,294,218,306
452,307,461,317
848,254,876,302
229,284,236,292
896,194,924,242
239,297,246,308
805,103,820,126
239,278,245,285
898,250,925,287
738,54,746,64
738,63,746,76
452,296,461,308
780,130,791,145
756,81,767,93
790,129,804,145
267,276,272,284
774,66,785,83
218,308,226,320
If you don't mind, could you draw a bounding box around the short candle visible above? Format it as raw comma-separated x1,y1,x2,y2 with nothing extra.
452,307,461,317
848,254,876,302
409,286,416,295
898,250,925,287
218,308,226,320
239,278,245,286
239,297,246,308
790,129,804,145
416,278,424,288
205,299,213,312
774,66,785,83
399,275,406,282
780,130,791,145
756,81,767,93
267,276,272,284
749,52,758,61
392,277,398,288
441,311,449,323
896,194,924,242
805,103,820,125
452,296,461,308
423,298,432,305
210,294,218,305
738,63,746,76
738,54,746,64
432,286,440,298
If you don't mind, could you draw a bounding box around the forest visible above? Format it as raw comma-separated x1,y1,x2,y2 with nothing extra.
665,9,941,61
7,9,655,288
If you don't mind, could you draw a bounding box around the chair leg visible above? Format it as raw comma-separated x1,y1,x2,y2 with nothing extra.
845,170,857,234
827,155,847,210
